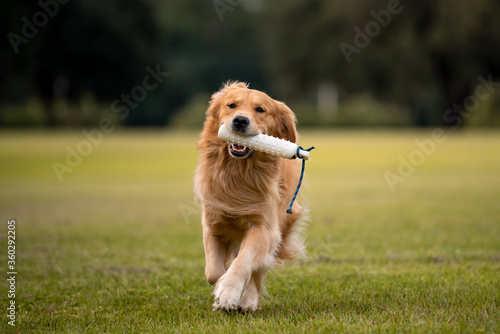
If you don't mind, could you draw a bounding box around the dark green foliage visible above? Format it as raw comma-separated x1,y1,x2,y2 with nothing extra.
1,0,500,127
259,0,500,126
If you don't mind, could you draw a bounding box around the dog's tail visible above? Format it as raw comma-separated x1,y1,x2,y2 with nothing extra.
276,205,308,260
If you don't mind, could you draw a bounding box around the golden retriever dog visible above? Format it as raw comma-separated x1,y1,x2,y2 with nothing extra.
194,81,306,312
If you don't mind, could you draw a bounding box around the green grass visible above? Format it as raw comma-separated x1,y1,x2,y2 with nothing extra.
0,129,499,333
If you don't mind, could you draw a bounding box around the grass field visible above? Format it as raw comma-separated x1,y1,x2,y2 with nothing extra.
1,129,499,333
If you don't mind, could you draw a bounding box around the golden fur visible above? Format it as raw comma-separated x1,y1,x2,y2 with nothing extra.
194,81,305,312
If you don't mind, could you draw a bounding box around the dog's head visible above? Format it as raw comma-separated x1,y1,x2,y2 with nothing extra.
202,81,297,159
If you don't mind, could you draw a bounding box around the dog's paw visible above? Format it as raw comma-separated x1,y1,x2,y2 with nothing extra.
213,274,244,311
238,296,259,313
237,278,261,313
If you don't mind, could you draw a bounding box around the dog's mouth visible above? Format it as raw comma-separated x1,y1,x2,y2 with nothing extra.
228,143,253,159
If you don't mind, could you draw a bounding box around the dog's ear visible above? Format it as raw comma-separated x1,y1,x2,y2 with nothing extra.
275,101,298,143
210,81,249,103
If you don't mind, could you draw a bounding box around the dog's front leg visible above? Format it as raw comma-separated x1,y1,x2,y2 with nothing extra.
202,218,227,286
213,223,279,311
238,269,266,312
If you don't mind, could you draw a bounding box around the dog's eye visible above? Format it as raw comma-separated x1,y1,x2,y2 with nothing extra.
256,107,265,113
228,103,236,109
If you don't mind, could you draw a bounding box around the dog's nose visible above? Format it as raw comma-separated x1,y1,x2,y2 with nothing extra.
231,115,250,133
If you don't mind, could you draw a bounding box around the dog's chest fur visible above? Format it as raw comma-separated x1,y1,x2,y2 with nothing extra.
198,146,283,215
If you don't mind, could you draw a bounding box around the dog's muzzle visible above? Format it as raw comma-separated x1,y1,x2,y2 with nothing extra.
227,115,254,158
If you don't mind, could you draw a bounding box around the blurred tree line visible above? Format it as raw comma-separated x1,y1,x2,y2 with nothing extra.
1,0,499,128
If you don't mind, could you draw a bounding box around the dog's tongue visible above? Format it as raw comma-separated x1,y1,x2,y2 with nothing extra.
233,144,246,152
